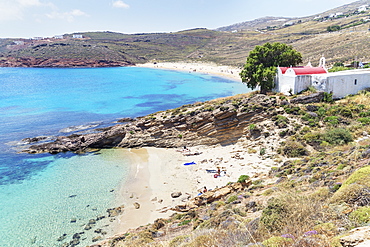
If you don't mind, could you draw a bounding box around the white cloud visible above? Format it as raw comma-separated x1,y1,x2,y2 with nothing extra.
0,0,48,21
46,9,89,22
112,0,129,9
17,0,41,7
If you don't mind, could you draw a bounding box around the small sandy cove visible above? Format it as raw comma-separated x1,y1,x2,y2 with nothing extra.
110,142,275,234
136,62,242,81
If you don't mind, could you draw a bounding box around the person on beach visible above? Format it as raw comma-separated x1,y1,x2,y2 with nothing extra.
203,186,207,193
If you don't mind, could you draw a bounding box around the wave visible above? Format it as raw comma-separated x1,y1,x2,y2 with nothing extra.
58,123,101,134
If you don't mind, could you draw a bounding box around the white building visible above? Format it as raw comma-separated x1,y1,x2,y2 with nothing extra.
358,5,368,12
13,41,25,45
72,34,83,39
312,69,370,98
275,66,327,95
274,58,370,98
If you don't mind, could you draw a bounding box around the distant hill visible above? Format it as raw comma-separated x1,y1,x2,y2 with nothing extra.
216,16,295,32
217,0,370,32
1,0,370,67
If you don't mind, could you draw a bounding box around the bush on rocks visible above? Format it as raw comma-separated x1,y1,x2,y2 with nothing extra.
331,166,370,205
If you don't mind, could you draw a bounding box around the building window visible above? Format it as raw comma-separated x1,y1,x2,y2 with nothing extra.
355,79,357,85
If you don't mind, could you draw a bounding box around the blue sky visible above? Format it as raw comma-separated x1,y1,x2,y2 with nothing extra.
0,0,356,38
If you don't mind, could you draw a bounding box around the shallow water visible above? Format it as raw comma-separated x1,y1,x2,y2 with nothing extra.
0,67,250,246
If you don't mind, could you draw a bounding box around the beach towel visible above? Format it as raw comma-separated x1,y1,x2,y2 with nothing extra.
183,161,196,166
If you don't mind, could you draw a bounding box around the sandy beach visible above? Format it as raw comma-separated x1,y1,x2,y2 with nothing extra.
136,62,242,81
110,140,277,235
105,62,274,239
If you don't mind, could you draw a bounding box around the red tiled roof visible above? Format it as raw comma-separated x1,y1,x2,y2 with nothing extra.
278,66,327,75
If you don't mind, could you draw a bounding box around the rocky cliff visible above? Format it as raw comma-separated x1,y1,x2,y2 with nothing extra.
23,94,277,154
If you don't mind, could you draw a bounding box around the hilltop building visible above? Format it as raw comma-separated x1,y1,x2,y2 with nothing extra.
72,34,83,39
274,57,370,98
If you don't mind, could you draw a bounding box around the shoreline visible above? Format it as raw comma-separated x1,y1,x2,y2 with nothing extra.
107,142,278,238
136,62,242,81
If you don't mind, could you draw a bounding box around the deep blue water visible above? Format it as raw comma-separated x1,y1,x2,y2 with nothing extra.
0,67,249,246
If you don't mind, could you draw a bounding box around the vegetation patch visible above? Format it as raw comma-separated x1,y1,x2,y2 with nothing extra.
331,166,370,205
349,206,370,225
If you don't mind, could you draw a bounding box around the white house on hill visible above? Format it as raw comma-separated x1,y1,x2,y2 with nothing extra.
274,57,370,98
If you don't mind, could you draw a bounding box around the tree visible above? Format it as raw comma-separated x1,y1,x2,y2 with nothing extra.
240,42,302,94
327,25,341,32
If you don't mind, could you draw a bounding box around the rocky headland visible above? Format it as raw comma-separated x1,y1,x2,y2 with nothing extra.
23,93,278,154
0,57,133,67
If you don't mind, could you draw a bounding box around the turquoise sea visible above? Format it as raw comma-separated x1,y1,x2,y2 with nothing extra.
0,67,250,246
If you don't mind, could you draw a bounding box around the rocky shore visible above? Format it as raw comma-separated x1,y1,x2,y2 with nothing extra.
22,94,277,154
0,57,133,67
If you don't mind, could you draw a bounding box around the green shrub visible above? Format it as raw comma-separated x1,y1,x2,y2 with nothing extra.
333,62,344,67
226,195,238,204
303,132,322,145
178,219,191,226
249,124,256,130
331,166,370,204
342,166,370,187
322,128,353,145
327,25,341,32
338,107,353,118
328,66,351,72
349,206,370,225
300,126,311,135
317,107,327,118
237,175,250,183
262,236,293,247
323,92,333,103
324,116,340,126
260,198,287,232
359,111,370,117
273,115,289,128
281,141,309,157
357,117,370,125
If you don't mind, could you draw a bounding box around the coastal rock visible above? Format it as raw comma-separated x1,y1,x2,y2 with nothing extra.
133,202,140,209
171,192,182,198
152,218,166,230
22,94,277,154
107,205,124,217
92,235,103,242
0,57,133,68
57,233,67,241
340,226,370,247
173,181,250,212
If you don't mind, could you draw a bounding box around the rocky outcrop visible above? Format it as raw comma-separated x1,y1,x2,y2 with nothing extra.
0,57,133,67
23,94,278,154
172,181,251,212
290,92,324,104
340,226,370,247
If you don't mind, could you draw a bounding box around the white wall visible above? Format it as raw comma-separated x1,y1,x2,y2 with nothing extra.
327,72,370,98
295,75,312,94
276,69,370,98
277,75,296,95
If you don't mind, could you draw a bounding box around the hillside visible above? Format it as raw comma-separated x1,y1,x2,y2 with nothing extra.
25,90,370,247
84,90,370,247
1,1,370,67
